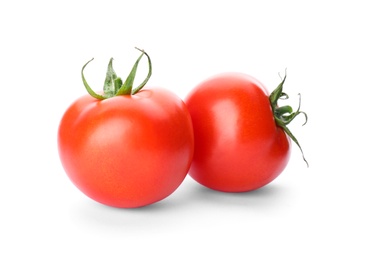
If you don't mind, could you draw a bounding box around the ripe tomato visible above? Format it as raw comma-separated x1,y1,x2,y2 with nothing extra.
58,49,194,208
185,72,307,192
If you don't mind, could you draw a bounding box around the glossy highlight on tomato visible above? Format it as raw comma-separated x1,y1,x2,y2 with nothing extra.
185,72,307,192
58,49,194,208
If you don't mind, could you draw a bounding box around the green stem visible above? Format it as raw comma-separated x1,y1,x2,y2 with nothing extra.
269,72,309,167
81,47,152,99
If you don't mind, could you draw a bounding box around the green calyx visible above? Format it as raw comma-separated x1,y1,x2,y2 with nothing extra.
81,47,152,99
269,72,309,167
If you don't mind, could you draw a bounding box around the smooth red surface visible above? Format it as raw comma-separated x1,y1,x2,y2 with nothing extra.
185,73,290,192
58,88,194,208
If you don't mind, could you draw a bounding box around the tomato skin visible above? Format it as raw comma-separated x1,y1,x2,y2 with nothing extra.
185,73,291,192
58,88,194,208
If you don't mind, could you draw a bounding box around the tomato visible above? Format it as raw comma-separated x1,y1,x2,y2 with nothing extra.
58,49,194,208
185,72,307,192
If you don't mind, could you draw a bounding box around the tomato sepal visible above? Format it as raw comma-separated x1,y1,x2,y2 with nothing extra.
269,72,309,167
81,47,152,99
81,58,105,100
103,58,121,98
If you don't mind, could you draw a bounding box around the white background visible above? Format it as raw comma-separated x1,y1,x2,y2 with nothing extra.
1,0,368,259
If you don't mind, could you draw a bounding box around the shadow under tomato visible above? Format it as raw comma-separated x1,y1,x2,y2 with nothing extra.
69,177,291,233
68,182,196,232
181,179,291,210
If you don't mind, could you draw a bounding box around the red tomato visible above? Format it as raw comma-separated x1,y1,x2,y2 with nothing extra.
185,72,307,192
58,49,194,208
